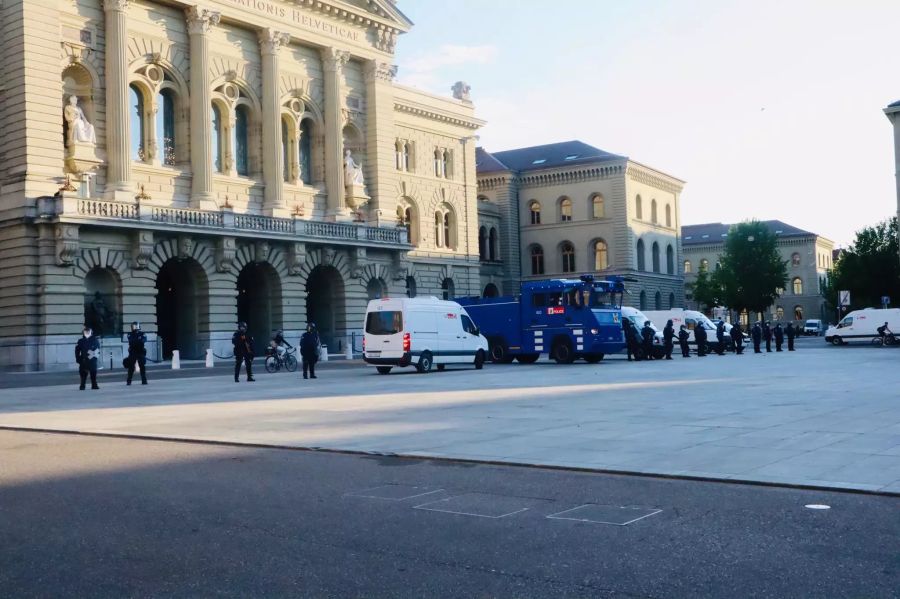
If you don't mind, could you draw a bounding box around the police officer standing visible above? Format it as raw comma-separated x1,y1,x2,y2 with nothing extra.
786,322,796,351
126,322,148,385
695,324,708,357
678,325,691,357
752,322,762,354
641,320,655,360
715,320,726,355
300,323,320,379
731,321,744,355
663,319,675,360
75,325,100,390
763,321,773,352
774,323,785,352
232,321,255,383
623,320,637,361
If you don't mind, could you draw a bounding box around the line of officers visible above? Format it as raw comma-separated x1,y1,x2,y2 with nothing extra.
622,318,798,361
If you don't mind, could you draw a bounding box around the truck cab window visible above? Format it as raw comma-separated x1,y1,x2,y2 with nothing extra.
461,314,478,335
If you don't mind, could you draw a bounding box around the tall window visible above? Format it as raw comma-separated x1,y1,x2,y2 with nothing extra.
655,291,662,310
531,245,544,275
666,244,674,275
592,194,605,219
700,258,709,271
434,148,446,177
684,260,692,274
639,290,647,310
396,140,410,171
442,150,450,178
489,228,498,261
529,201,541,225
561,242,575,273
478,226,487,260
665,204,672,227
299,119,312,184
405,276,417,298
211,103,223,173
129,84,144,161
443,212,452,250
235,105,250,176
635,195,643,219
794,305,803,321
441,278,454,301
792,277,803,295
791,253,801,266
594,240,608,270
651,242,660,273
636,239,646,271
434,212,442,247
776,306,785,320
668,292,675,309
404,207,416,246
560,197,572,222
281,118,290,182
651,199,658,224
156,89,176,166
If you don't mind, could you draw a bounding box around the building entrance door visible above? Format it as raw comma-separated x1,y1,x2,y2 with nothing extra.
156,258,207,359
306,265,344,352
237,262,282,355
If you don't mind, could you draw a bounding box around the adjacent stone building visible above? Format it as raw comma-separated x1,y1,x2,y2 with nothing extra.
475,141,686,309
681,221,835,324
0,0,484,370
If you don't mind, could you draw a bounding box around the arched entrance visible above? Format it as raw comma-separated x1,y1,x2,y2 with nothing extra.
156,258,209,359
306,265,345,352
237,262,283,355
483,283,499,298
83,267,122,337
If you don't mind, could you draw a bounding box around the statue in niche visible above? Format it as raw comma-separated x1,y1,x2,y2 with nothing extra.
343,149,365,187
84,291,118,336
64,95,96,146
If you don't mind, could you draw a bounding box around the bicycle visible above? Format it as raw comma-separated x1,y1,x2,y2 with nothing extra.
264,346,298,373
871,333,897,346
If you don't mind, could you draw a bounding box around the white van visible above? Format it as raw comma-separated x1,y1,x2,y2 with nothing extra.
825,308,900,345
621,306,665,357
644,309,734,352
363,297,489,374
803,319,824,336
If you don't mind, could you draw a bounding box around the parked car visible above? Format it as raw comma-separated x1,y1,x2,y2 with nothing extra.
803,319,824,336
824,308,900,345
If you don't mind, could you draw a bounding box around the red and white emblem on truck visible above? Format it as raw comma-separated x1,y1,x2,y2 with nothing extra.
546,306,565,315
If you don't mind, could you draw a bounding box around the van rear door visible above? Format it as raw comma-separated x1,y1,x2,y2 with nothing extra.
365,305,404,359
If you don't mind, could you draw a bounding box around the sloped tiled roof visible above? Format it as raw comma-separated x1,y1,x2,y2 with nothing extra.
682,220,815,245
476,140,625,175
475,147,511,174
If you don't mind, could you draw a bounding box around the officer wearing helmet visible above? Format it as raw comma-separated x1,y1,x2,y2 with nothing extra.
125,321,148,385
299,322,320,379
75,325,101,390
232,321,255,382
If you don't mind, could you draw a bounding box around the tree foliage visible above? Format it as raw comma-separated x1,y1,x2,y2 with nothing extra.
688,265,723,312
715,221,788,314
823,217,900,311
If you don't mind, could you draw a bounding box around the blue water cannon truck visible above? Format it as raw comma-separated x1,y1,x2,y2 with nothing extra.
455,275,627,364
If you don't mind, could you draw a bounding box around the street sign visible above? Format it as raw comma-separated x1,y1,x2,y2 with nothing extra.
839,290,851,307
882,295,891,308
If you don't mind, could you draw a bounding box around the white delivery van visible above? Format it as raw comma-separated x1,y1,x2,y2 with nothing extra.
803,319,824,336
621,306,665,358
824,308,900,345
643,308,734,352
363,297,489,374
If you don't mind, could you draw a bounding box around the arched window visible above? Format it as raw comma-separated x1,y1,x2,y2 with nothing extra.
655,291,662,310
156,89,176,166
700,258,709,272
478,227,487,260
299,118,313,184
776,306,784,320
560,197,572,222
794,305,803,321
636,239,646,271
651,199,658,224
489,227,498,261
668,292,675,309
792,253,801,266
635,195,643,219
651,242,661,273
592,194,605,219
530,245,544,275
404,207,415,245
441,278,454,300
529,201,542,225
434,149,444,177
639,290,647,310
740,309,749,325
442,150,451,178
684,260,692,274
561,242,576,273
281,117,291,182
366,278,386,300
234,105,250,176
129,84,145,161
443,212,453,250
666,244,674,275
211,103,223,173
594,240,608,270
405,276,417,298
434,212,443,248
792,277,803,295
665,204,672,228
483,284,500,298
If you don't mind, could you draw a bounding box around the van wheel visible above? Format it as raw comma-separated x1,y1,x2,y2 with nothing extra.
516,354,540,364
489,338,514,363
416,351,433,373
552,339,575,364
474,350,485,370
584,353,604,363
832,336,843,346
376,366,392,375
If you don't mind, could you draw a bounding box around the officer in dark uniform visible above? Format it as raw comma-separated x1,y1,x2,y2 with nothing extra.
300,323,320,379
678,325,691,357
774,323,785,352
731,322,744,355
126,321,148,385
663,319,675,360
694,324,708,357
786,322,796,351
763,321,773,352
232,321,255,382
623,320,637,361
715,320,726,355
640,321,655,360
75,325,101,390
752,322,762,353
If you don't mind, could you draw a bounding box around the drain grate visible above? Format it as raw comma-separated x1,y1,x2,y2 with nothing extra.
547,504,662,526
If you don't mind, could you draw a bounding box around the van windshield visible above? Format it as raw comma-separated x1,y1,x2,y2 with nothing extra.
366,311,403,335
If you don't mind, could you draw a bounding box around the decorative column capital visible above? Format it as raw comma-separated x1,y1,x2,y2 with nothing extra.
103,0,129,12
258,28,291,55
365,61,398,83
321,48,350,72
186,5,221,35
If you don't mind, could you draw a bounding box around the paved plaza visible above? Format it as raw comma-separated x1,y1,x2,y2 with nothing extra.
1,342,899,493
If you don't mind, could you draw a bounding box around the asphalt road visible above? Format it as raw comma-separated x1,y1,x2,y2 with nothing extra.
1,430,897,598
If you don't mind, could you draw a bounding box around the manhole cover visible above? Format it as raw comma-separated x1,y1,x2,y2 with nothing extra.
414,492,545,518
345,484,444,501
547,504,662,526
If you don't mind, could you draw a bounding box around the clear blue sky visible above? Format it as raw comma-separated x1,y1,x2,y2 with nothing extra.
393,0,900,246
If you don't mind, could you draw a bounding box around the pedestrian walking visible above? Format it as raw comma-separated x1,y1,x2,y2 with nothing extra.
125,321,148,385
774,323,784,352
764,321,773,352
300,323,320,379
232,321,255,382
678,325,691,357
695,324,708,357
75,325,100,390
715,320,726,355
752,322,762,354
786,322,796,351
731,322,744,355
663,319,675,360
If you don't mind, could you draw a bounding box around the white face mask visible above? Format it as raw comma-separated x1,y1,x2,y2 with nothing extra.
83,332,90,338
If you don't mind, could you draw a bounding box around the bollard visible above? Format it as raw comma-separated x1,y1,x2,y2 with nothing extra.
319,345,328,362
205,348,214,368
345,334,353,360
171,349,181,369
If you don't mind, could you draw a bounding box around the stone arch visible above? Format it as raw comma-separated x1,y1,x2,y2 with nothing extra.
232,246,285,354
483,283,500,298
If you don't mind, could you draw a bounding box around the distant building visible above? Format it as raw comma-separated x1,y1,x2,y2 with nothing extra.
682,221,835,324
883,100,900,265
476,141,685,310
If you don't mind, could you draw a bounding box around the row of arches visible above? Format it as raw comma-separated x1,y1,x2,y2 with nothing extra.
398,199,459,250
638,290,678,311
636,239,675,274
528,193,605,225
527,240,609,276
634,195,673,228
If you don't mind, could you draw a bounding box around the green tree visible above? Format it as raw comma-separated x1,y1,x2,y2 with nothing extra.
688,265,722,313
823,217,900,313
715,220,788,315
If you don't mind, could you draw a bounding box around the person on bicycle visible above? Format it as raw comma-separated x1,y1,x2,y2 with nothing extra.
877,322,893,344
272,329,292,358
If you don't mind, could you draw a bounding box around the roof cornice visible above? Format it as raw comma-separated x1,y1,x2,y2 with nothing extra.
394,101,485,130
626,161,685,194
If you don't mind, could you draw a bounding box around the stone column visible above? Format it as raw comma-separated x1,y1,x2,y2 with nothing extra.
103,0,132,200
321,48,350,221
186,6,220,211
886,106,900,267
364,61,398,225
259,28,291,217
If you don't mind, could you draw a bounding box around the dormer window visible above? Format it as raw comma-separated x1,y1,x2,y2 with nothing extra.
532,159,546,165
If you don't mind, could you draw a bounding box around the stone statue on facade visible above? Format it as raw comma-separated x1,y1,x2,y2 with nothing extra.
85,291,118,336
64,95,96,146
451,81,472,102
343,149,365,187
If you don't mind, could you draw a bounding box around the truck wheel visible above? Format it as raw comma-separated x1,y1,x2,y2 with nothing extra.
584,353,604,363
474,350,485,370
416,351,433,373
376,366,392,375
552,339,575,364
516,354,540,364
489,339,514,363
831,336,843,346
